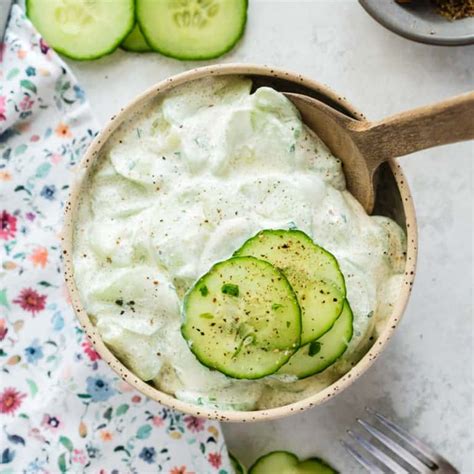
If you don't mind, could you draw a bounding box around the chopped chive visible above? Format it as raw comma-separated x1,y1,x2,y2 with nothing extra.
308,341,321,357
199,313,214,320
272,303,283,311
221,283,239,297
199,285,209,297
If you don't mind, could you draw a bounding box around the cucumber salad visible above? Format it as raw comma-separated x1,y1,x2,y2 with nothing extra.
72,76,406,410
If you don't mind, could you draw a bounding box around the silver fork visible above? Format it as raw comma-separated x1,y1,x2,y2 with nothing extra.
341,408,459,473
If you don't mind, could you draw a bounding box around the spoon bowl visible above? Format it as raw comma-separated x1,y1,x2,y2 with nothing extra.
285,91,474,213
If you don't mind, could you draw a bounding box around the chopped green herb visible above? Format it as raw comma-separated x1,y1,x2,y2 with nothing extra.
199,285,209,297
308,341,321,357
289,143,296,153
199,313,214,319
136,128,142,138
272,303,283,311
286,321,291,328
221,283,239,297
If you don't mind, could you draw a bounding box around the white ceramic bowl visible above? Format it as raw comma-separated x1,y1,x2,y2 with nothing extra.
62,64,417,422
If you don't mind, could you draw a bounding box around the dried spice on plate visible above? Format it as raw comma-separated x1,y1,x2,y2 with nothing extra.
432,0,474,20
395,0,474,20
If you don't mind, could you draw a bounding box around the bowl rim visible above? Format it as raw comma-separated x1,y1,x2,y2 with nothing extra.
62,63,418,423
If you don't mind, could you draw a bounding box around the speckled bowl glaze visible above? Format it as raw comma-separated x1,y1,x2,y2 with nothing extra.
62,64,418,422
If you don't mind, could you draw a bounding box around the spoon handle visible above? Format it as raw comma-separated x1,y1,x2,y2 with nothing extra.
357,91,474,169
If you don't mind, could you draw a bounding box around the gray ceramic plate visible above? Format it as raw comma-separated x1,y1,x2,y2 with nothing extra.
359,0,474,46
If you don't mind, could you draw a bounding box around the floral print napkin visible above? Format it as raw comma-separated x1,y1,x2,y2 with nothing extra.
0,6,232,474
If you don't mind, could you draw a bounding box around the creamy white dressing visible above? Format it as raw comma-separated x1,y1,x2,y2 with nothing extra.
73,76,406,410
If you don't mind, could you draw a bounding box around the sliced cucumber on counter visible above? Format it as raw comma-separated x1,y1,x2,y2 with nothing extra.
27,0,248,60
279,300,353,379
121,23,152,52
26,0,134,60
230,452,247,474
182,257,301,379
235,230,346,345
249,451,337,474
137,0,248,60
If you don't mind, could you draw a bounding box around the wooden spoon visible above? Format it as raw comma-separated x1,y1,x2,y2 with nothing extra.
284,91,474,213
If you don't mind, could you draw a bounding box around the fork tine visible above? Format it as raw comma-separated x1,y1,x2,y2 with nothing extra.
347,429,409,473
340,440,386,474
366,408,439,468
357,419,433,473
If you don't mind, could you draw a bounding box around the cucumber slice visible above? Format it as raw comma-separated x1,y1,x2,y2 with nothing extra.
297,459,338,474
235,230,346,345
249,452,299,474
121,23,152,52
249,451,337,474
182,257,301,379
278,300,353,379
136,0,248,60
230,452,247,474
27,0,134,61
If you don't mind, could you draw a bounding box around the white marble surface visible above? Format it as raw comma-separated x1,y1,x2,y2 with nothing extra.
65,1,473,472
